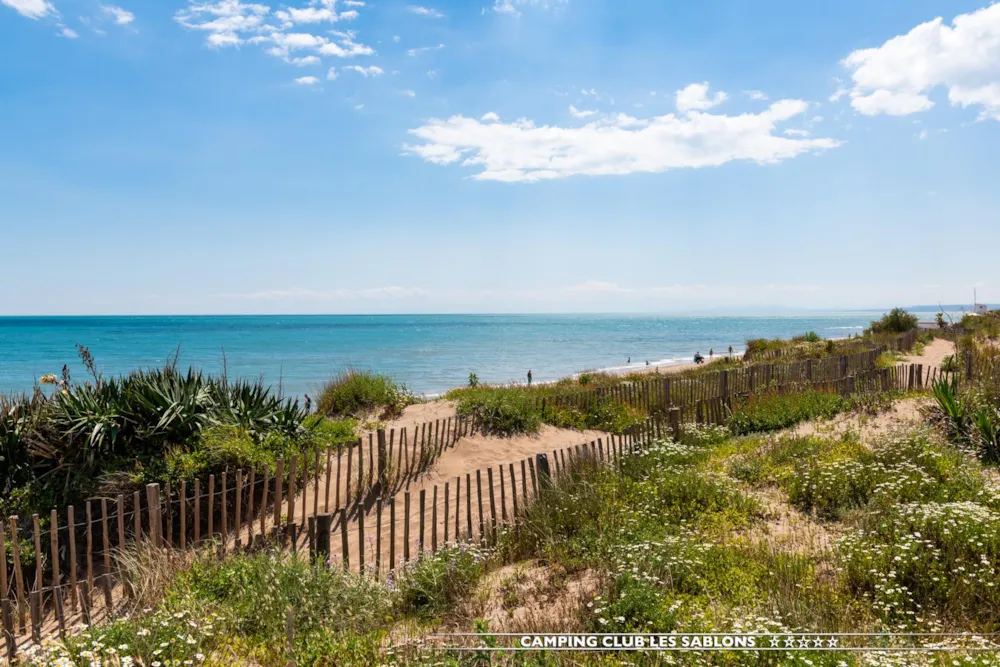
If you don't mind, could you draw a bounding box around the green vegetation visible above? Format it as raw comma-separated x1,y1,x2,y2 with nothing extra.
0,349,358,520
316,369,412,420
932,375,1000,464
728,389,849,435
25,404,1000,664
868,307,919,334
453,387,542,436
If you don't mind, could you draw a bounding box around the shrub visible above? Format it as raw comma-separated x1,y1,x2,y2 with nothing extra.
793,331,821,343
394,542,492,618
467,372,479,388
868,307,918,334
455,388,541,436
316,369,411,420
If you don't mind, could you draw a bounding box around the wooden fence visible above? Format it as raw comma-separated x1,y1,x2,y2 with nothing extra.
0,354,955,661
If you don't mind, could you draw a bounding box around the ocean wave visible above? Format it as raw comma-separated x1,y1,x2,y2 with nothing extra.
827,326,864,330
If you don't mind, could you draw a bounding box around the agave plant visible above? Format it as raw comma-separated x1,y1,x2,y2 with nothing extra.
1,392,47,495
932,376,967,439
971,405,1000,463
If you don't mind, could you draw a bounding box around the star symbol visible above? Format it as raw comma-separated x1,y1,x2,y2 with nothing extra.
813,637,825,648
798,636,811,648
827,638,839,648
768,635,782,648
784,636,797,648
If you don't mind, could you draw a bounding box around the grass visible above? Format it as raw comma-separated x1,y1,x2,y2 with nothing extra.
25,403,1000,665
729,389,849,435
453,387,542,436
316,369,412,420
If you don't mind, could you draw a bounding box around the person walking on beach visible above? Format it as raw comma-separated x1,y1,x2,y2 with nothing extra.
527,369,532,385
627,357,631,364
709,348,714,359
728,345,733,356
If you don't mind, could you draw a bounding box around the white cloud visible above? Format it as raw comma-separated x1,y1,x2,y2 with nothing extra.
176,0,374,66
675,82,728,113
783,128,810,137
392,34,400,42
828,86,848,102
405,98,840,182
101,4,133,25
2,0,54,19
481,112,500,122
849,89,934,116
841,3,1000,120
344,0,364,5
408,5,443,18
746,90,768,101
568,105,596,119
175,0,272,47
492,0,565,17
327,66,338,79
401,89,416,97
60,25,78,37
289,54,320,66
294,75,319,85
406,43,444,56
344,64,383,76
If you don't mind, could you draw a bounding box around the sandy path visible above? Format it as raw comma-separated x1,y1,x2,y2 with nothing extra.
902,337,955,369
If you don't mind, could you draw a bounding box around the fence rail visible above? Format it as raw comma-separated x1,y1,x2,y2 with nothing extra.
0,351,961,661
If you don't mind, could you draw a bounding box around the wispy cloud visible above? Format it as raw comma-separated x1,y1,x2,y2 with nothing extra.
492,0,567,18
344,64,384,77
408,5,443,18
406,87,840,182
406,43,445,56
222,286,428,300
294,75,319,85
100,4,133,25
2,0,55,19
568,105,596,118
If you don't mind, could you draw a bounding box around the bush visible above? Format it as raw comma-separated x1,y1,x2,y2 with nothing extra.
868,307,918,334
394,542,492,618
455,388,541,436
316,369,411,420
729,390,848,435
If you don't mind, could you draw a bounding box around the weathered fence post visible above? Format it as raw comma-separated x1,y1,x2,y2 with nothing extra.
965,350,973,382
535,453,552,490
316,513,332,564
146,483,161,547
377,429,388,493
669,407,681,440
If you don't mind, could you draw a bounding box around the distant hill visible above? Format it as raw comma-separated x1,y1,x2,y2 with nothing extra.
907,305,978,311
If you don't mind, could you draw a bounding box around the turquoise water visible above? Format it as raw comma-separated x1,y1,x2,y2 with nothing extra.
0,313,935,398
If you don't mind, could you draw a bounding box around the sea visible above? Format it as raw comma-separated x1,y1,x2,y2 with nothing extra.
0,312,946,399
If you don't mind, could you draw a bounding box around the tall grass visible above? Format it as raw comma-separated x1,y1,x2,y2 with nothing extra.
316,369,411,420
454,387,542,436
729,389,848,435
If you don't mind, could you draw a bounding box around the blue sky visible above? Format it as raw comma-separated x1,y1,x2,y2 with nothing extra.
2,0,999,315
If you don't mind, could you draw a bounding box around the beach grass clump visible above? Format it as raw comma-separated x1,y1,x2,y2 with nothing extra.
316,369,412,420
729,389,848,435
454,387,542,436
393,542,493,619
542,397,645,434
840,501,1000,626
